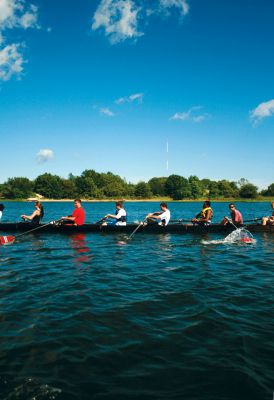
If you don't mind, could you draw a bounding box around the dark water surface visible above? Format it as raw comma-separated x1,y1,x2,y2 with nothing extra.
0,202,273,400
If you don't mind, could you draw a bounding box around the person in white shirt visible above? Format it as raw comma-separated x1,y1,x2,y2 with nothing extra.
146,202,171,226
103,201,127,226
0,204,5,220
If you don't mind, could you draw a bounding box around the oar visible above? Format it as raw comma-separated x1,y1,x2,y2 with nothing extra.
0,219,62,246
117,218,147,245
95,217,107,225
226,219,239,230
127,218,147,240
243,217,262,223
170,219,192,223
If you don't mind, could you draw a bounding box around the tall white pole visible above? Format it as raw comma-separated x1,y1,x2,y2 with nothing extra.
166,138,169,173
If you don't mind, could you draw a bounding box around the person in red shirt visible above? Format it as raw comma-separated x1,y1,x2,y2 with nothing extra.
62,199,86,226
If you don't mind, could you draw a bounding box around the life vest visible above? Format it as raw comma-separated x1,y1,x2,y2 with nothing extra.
115,209,127,223
199,207,213,220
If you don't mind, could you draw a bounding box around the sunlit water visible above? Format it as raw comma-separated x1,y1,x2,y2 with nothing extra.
0,202,273,400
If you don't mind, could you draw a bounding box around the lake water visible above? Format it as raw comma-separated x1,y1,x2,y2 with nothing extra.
0,202,273,400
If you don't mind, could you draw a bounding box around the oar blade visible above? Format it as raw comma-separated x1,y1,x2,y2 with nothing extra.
0,235,15,246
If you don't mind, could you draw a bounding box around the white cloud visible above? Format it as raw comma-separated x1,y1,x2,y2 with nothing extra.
100,107,115,116
159,0,189,16
36,149,54,164
0,0,18,27
0,0,39,30
92,0,143,44
0,0,40,81
250,99,274,125
0,43,23,80
115,92,143,104
91,0,190,44
19,5,39,29
170,111,190,121
170,106,210,122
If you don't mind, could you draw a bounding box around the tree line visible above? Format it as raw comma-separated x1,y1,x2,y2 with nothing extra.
0,170,273,200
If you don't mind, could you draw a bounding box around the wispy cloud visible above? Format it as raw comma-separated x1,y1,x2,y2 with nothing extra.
36,149,54,163
250,99,274,125
100,107,115,117
170,106,210,122
159,0,189,16
91,0,143,44
19,4,39,29
115,92,143,104
92,0,190,44
0,43,24,80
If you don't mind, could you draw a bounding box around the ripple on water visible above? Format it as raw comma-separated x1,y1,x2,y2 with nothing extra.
0,215,273,400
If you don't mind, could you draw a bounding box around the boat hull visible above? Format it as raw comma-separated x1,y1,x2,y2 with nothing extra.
0,222,273,234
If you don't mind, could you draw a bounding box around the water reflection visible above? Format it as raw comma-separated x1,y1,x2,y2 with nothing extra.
70,234,93,266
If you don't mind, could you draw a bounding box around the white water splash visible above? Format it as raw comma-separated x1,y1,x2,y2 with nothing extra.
202,228,256,245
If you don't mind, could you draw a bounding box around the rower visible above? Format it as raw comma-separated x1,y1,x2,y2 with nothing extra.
0,204,5,220
146,202,171,226
262,202,274,226
221,203,243,227
103,201,127,226
61,199,86,226
21,201,44,225
191,201,213,225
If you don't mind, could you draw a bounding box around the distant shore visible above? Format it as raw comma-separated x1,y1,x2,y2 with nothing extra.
0,197,273,203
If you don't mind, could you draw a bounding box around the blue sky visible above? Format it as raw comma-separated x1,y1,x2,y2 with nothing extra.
0,0,273,189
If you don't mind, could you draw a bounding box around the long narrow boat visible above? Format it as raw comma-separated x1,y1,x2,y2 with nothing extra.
0,222,273,234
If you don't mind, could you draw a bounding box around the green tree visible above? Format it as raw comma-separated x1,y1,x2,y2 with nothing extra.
188,175,203,199
208,181,220,197
101,172,128,197
103,182,126,197
237,178,249,188
264,183,274,196
34,173,64,199
218,180,238,198
2,177,34,199
165,174,191,200
148,177,167,196
75,176,97,198
239,183,258,199
62,179,77,199
134,181,152,198
81,169,104,188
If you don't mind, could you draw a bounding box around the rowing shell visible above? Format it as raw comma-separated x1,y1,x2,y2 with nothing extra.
0,222,273,235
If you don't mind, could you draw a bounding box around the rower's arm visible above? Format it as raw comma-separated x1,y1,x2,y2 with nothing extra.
146,212,161,218
191,212,200,222
21,210,39,221
105,214,117,219
62,215,76,222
